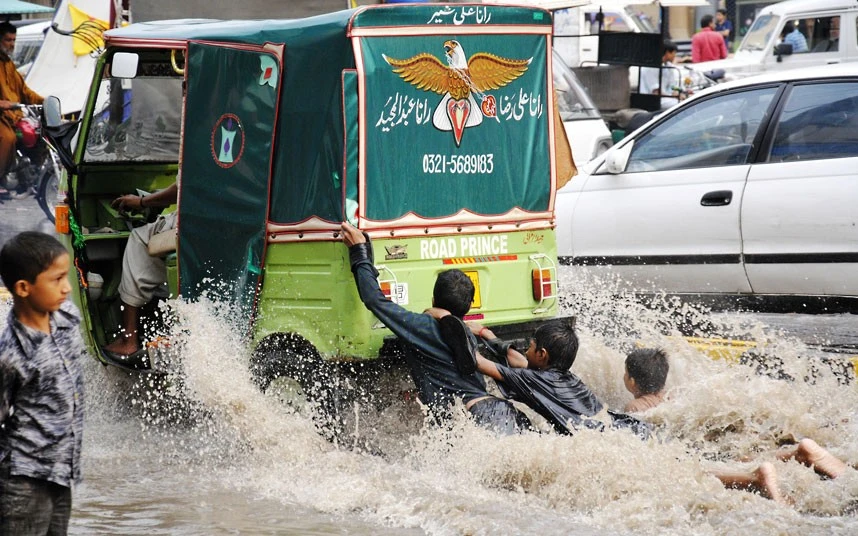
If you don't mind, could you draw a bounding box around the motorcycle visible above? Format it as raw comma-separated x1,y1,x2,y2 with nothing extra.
0,103,62,223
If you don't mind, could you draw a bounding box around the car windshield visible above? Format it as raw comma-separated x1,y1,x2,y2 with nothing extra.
738,14,779,52
553,53,601,120
84,53,183,163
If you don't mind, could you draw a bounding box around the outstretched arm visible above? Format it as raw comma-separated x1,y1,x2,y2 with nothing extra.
342,222,450,358
469,323,528,369
475,354,502,380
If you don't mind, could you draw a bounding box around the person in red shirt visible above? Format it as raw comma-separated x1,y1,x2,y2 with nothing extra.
691,14,728,62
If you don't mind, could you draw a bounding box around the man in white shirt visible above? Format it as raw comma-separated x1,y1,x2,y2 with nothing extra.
639,40,682,110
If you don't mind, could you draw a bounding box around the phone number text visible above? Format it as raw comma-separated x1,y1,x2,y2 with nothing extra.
422,153,494,174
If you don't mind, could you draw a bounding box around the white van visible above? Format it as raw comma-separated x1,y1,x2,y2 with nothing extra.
13,20,50,76
693,0,858,81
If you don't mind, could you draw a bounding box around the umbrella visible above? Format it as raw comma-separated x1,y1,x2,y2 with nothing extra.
0,0,54,16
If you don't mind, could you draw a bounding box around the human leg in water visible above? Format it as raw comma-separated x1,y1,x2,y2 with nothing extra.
711,462,786,504
776,438,848,479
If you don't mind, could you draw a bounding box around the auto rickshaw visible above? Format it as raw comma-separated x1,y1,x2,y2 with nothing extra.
43,4,572,397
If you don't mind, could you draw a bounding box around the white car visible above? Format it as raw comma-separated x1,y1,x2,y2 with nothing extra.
555,63,858,301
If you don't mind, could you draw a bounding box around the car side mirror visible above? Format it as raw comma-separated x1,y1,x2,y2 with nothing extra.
774,43,793,62
43,96,62,128
605,140,633,174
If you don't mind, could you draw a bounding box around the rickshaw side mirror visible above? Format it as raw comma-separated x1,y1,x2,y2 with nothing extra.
112,52,140,78
43,96,62,128
40,97,79,174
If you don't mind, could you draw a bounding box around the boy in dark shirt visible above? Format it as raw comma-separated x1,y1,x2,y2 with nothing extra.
436,312,647,437
340,222,531,434
1,231,87,535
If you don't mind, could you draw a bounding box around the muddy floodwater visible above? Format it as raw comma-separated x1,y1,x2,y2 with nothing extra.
2,268,857,535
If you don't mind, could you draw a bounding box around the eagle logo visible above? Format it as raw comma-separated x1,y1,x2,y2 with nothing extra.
383,40,531,146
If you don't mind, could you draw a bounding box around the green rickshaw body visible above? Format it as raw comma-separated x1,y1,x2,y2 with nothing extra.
63,5,563,368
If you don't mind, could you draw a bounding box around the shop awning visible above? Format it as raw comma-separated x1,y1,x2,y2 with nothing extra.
0,0,54,15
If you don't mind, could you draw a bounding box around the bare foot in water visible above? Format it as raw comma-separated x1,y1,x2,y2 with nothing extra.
788,438,848,479
754,462,786,504
713,462,785,504
103,334,140,356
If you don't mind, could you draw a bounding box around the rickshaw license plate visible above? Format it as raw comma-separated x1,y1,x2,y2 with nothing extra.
464,270,481,309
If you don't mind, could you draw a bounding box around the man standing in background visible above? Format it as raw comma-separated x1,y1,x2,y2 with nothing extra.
692,14,728,62
715,9,733,51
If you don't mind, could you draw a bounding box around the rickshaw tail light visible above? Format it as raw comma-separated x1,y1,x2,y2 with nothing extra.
532,269,554,301
380,281,392,300
55,204,70,234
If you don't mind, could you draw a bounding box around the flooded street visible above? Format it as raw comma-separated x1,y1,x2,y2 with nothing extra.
2,197,858,534
3,273,856,535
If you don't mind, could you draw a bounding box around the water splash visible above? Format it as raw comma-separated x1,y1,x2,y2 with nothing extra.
3,272,857,535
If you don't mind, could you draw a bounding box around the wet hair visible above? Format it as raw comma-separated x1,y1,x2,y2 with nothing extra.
700,14,714,29
662,40,678,54
533,318,578,371
625,348,669,394
433,269,475,318
0,232,67,292
0,22,16,38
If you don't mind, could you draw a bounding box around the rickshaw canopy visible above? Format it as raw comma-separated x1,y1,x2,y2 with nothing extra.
104,5,557,304
105,5,556,229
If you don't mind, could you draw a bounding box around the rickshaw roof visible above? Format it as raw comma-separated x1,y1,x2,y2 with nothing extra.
104,10,353,45
104,4,552,46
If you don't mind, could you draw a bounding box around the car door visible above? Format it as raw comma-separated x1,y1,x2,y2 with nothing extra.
742,79,858,296
566,85,780,294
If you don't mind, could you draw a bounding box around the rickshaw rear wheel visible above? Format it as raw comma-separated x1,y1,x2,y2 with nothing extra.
250,332,320,391
250,333,347,440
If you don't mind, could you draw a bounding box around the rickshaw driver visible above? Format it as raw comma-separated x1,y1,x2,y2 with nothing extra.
102,180,178,359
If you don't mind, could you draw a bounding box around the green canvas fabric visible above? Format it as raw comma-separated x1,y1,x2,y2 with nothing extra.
108,12,355,224
360,33,550,220
178,42,277,321
343,70,359,225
